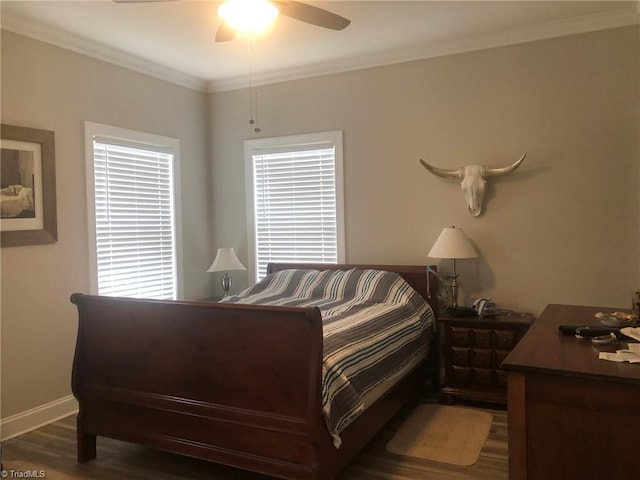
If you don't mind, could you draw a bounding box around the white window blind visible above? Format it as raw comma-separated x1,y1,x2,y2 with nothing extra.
91,140,177,299
247,131,344,282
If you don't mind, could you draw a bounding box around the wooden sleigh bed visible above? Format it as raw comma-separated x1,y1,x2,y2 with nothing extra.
70,263,438,479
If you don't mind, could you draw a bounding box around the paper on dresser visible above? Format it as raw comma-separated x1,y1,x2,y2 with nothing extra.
620,327,640,342
628,343,640,354
599,349,640,363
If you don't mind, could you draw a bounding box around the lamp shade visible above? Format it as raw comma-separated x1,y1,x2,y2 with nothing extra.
428,226,477,259
207,248,247,273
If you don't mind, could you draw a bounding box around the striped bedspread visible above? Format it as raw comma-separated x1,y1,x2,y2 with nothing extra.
221,268,435,446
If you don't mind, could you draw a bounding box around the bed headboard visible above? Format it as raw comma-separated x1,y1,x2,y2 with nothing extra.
267,263,439,312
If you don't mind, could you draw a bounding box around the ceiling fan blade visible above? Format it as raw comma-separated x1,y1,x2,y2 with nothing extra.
273,1,350,30
215,21,237,43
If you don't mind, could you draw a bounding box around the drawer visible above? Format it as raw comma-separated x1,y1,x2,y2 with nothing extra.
495,330,518,349
473,368,494,386
452,347,472,366
472,349,493,368
452,366,473,385
472,328,493,348
449,327,472,347
494,349,510,367
496,369,508,387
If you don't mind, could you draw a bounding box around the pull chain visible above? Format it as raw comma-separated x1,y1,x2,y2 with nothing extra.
248,36,261,133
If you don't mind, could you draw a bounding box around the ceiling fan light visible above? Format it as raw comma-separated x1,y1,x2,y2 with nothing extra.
218,0,279,34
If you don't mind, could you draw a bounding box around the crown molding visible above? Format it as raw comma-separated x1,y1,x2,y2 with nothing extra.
208,5,640,92
2,4,638,94
1,13,209,92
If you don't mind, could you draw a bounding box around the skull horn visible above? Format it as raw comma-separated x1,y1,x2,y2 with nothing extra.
419,159,464,179
484,153,526,177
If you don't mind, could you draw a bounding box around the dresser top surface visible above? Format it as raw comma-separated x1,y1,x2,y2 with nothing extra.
502,304,640,383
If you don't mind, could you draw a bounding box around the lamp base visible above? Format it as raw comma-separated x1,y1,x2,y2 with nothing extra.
221,272,232,296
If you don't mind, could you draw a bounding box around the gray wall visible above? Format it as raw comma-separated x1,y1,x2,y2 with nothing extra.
1,31,211,420
1,25,638,427
210,26,639,314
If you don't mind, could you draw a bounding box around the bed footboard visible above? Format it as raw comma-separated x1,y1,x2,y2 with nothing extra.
71,294,326,479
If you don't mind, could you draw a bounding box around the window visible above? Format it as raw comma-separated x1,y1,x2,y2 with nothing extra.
85,122,182,299
244,131,345,282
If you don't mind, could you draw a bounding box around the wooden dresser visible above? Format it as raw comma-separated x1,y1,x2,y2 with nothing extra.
502,304,640,480
438,313,534,404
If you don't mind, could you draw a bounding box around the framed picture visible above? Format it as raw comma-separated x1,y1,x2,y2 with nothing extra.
1,124,57,247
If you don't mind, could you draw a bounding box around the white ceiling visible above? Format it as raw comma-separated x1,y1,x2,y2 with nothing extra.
2,1,638,92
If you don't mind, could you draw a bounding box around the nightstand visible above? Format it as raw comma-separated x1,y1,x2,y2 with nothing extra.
438,312,534,405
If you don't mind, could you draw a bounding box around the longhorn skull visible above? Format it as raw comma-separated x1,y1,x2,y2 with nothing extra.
419,154,526,217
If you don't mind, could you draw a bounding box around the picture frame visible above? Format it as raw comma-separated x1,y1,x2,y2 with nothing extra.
1,124,57,247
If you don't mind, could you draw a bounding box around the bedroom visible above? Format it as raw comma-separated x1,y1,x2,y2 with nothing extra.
1,0,638,478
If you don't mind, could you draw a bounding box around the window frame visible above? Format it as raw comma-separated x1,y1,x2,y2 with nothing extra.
84,121,184,299
244,130,346,284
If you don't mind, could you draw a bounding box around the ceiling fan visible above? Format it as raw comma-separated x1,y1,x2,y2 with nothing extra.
114,0,351,43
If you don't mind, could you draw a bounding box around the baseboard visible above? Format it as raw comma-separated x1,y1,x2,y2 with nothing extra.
1,395,78,441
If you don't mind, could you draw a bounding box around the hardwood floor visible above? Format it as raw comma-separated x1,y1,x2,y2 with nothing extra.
1,401,508,480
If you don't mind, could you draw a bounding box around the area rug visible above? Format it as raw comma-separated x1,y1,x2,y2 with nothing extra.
385,404,493,466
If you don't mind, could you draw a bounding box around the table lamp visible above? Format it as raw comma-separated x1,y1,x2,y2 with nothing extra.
207,247,247,296
428,226,477,310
